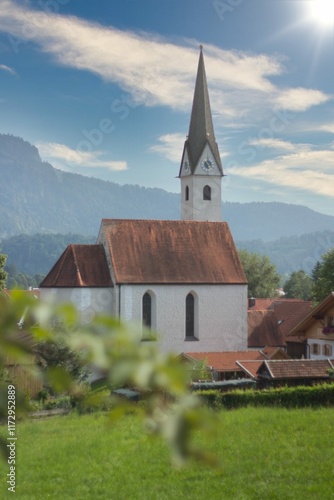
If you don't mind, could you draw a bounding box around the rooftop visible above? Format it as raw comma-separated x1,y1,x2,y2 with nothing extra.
260,359,334,379
248,298,312,347
98,219,247,285
184,350,266,373
40,244,113,288
288,293,334,338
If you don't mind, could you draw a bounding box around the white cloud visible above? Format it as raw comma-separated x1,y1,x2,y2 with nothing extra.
149,134,185,162
37,142,127,172
232,146,334,197
0,63,16,75
248,138,302,152
319,123,334,134
0,0,330,121
275,87,330,111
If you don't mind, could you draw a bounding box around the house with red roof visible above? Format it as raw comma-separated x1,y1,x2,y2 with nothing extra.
181,351,333,386
286,292,334,359
248,298,312,352
181,349,289,381
257,359,334,387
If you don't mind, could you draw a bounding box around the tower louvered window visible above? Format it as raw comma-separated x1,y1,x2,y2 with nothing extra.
185,185,189,201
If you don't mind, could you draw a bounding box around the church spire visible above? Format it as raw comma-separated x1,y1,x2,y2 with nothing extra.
181,46,223,175
179,47,223,222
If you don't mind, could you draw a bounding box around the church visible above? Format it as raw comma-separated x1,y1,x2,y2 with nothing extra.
40,48,248,353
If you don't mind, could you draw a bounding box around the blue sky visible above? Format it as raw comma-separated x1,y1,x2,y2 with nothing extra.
0,0,334,215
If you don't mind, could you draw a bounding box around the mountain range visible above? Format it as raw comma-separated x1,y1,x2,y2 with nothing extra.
0,134,333,265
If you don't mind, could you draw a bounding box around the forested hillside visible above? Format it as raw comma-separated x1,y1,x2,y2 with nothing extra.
0,233,95,276
0,134,334,242
225,202,334,242
1,230,334,282
0,134,179,238
237,230,334,277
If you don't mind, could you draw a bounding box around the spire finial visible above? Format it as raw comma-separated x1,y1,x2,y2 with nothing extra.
199,44,203,52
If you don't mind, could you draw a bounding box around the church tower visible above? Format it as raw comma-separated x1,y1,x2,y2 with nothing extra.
179,46,223,221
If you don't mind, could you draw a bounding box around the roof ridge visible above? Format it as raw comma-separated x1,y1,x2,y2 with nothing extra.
101,219,228,224
267,358,331,362
52,245,71,285
71,246,85,286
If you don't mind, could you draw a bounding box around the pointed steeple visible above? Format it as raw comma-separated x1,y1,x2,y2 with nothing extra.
179,47,223,222
180,46,223,175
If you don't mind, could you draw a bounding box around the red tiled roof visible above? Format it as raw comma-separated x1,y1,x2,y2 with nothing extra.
185,351,266,372
273,300,312,337
236,360,264,379
98,219,247,285
40,245,113,288
260,359,334,379
249,298,276,311
261,346,289,359
248,310,285,348
248,299,312,348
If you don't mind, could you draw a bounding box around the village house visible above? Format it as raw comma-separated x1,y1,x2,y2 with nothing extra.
181,348,289,381
180,351,334,387
248,298,312,351
40,48,248,354
256,359,334,387
286,292,334,359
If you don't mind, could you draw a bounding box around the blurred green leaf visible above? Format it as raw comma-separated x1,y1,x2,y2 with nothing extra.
0,290,221,467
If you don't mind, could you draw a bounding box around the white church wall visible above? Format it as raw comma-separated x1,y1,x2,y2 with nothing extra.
40,284,247,353
40,287,115,322
118,283,248,353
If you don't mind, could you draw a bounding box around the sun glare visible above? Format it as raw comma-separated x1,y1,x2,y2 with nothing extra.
309,0,334,26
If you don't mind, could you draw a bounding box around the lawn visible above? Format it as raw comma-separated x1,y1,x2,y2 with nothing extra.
1,407,334,499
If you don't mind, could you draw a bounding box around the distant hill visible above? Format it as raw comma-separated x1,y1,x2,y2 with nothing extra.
0,134,179,239
0,233,95,276
0,134,333,242
237,230,334,277
223,202,334,242
2,230,333,280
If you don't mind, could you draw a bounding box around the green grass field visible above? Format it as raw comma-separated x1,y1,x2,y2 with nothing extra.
1,407,334,499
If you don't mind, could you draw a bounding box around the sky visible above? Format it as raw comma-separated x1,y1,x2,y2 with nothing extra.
0,0,334,216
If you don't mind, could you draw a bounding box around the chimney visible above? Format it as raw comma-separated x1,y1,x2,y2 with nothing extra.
248,297,256,308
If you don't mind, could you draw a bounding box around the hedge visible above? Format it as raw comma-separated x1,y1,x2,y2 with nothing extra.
196,383,334,409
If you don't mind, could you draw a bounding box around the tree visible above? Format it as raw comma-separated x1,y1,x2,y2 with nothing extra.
35,340,90,391
238,249,281,298
0,254,7,291
312,248,334,303
283,270,313,300
311,261,321,282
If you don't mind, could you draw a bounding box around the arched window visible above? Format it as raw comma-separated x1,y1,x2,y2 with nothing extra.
185,185,189,201
142,292,152,328
185,293,195,338
203,185,211,200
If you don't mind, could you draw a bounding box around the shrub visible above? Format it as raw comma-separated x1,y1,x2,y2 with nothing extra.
70,386,114,414
197,383,334,410
43,396,72,411
196,390,222,408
